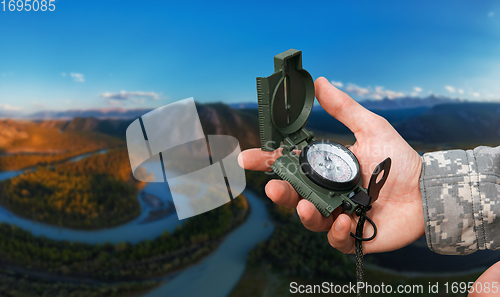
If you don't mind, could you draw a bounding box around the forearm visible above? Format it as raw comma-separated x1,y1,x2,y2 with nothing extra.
420,146,500,255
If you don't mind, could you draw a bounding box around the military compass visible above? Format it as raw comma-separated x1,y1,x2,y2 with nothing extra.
256,49,391,221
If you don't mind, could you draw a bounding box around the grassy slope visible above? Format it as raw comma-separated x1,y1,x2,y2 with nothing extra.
0,120,123,171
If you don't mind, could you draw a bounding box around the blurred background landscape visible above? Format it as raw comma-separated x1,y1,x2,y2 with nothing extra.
1,1,500,296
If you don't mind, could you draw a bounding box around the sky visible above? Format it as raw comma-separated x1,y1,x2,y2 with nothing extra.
0,0,500,113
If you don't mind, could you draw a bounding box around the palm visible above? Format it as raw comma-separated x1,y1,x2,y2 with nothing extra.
348,123,424,253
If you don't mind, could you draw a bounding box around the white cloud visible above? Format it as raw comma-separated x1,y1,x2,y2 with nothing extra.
488,11,495,18
345,83,370,97
457,89,464,94
373,86,405,100
61,72,67,77
330,80,344,88
444,85,456,93
413,87,422,93
31,102,46,108
344,83,404,100
0,104,22,111
70,72,85,82
470,92,480,98
100,91,160,101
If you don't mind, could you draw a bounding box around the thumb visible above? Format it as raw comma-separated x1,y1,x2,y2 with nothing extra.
468,261,500,297
315,77,376,135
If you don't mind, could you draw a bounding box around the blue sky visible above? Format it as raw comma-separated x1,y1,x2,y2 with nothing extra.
1,0,499,113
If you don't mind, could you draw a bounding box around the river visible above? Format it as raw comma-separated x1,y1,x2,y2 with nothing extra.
0,150,275,297
0,150,187,244
1,150,500,296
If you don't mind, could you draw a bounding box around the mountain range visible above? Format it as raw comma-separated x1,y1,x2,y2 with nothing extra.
3,97,500,150
0,95,466,120
229,95,463,111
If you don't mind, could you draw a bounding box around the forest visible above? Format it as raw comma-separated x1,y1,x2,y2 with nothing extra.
0,149,141,229
0,267,158,297
0,195,248,281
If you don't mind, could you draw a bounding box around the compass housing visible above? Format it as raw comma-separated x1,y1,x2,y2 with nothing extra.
299,140,361,191
256,49,314,151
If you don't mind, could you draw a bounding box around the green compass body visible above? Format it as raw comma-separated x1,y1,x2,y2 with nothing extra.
257,49,375,217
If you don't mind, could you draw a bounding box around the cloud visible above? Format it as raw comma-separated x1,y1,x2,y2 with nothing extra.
61,72,67,77
345,83,370,97
70,72,84,82
344,83,404,100
372,86,405,100
330,80,344,88
444,85,456,93
457,89,464,94
0,104,22,111
470,92,480,98
413,87,422,93
31,102,46,108
488,11,495,18
100,91,160,102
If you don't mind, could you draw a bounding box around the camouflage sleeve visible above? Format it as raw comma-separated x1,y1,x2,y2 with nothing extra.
420,146,500,255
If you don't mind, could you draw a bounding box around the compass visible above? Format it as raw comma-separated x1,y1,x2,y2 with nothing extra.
300,140,360,190
257,49,391,217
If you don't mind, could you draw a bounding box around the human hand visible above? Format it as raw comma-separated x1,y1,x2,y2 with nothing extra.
238,77,424,254
468,261,500,296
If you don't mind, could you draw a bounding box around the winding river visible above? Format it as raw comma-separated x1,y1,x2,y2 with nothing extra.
1,150,500,296
0,150,275,297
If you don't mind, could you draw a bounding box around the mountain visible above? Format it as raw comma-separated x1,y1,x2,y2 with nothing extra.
0,119,29,148
303,102,500,147
359,95,462,110
395,102,500,144
28,108,154,120
48,103,261,150
230,95,462,111
229,102,258,109
305,106,430,135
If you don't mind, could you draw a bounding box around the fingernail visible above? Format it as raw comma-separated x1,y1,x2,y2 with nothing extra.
335,220,343,232
296,208,303,220
237,153,244,168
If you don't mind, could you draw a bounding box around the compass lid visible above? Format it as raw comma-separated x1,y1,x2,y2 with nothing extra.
257,49,315,151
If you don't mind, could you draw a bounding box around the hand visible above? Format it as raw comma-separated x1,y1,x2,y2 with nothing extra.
238,77,424,254
469,261,500,296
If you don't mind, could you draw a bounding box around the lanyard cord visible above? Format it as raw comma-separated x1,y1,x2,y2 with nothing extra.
350,206,377,297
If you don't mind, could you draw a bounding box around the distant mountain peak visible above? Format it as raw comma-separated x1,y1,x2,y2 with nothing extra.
358,95,462,110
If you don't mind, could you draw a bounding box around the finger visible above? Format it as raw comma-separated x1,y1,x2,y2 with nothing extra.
469,261,500,297
265,179,301,208
296,199,335,232
315,77,376,135
327,214,355,254
238,148,282,171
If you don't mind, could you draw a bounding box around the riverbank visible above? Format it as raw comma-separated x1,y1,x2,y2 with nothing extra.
142,190,274,297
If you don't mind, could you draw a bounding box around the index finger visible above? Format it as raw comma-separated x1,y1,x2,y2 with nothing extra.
237,148,283,171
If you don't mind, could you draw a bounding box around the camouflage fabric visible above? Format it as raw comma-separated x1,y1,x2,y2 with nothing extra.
420,146,500,255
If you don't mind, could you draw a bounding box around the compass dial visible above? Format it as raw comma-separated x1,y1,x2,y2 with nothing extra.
299,140,360,191
307,149,352,182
